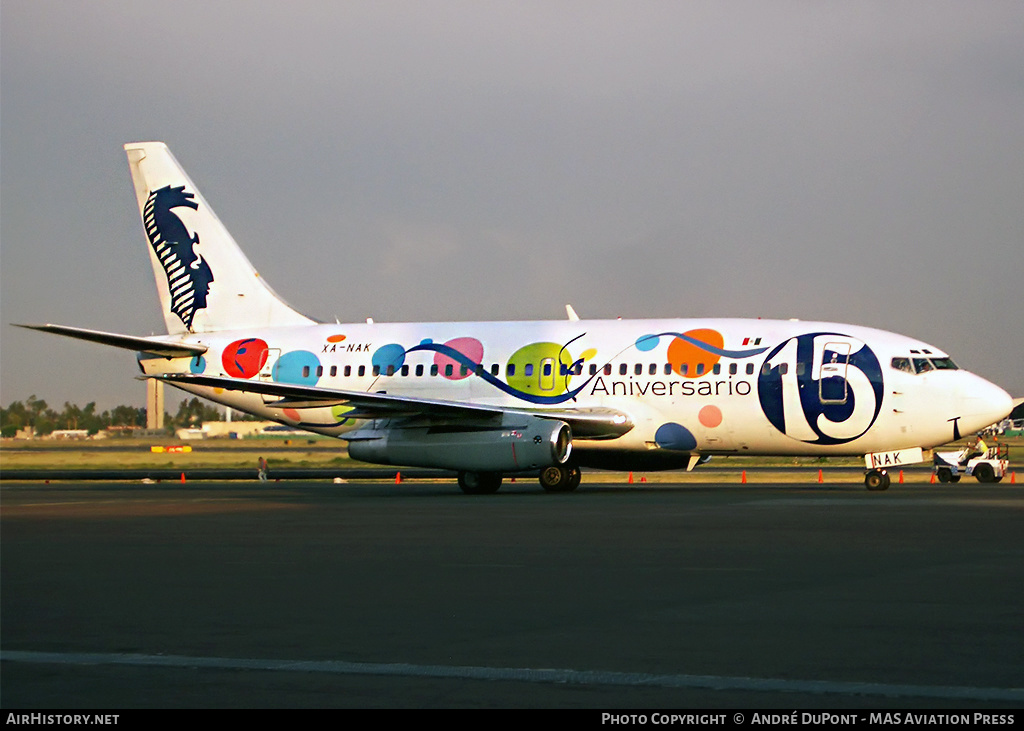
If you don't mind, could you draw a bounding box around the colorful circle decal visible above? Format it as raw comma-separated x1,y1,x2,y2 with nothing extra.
698,405,723,428
636,334,660,351
667,329,723,378
190,355,207,374
331,404,355,425
272,350,321,386
654,422,697,451
222,338,269,379
434,337,484,380
506,342,575,394
371,344,406,374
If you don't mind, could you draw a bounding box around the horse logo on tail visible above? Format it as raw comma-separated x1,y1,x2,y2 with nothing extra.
143,185,214,331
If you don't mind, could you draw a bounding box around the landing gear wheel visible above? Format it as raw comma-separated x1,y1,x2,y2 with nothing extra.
974,464,996,483
539,465,581,492
865,470,890,491
458,471,502,495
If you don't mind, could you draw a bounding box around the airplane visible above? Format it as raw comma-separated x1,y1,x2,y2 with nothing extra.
18,142,1014,493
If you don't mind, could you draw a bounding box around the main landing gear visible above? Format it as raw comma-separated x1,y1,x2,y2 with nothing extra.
864,469,891,491
458,465,583,494
539,465,582,492
457,471,502,495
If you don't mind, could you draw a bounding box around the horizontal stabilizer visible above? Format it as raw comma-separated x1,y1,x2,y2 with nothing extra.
15,324,207,357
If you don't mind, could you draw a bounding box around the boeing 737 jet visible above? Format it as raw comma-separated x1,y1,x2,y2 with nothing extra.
18,142,1014,492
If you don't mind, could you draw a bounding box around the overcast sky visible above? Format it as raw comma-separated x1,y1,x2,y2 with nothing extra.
2,1,1022,411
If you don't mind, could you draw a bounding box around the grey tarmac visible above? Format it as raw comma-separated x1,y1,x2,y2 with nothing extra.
2,480,1022,708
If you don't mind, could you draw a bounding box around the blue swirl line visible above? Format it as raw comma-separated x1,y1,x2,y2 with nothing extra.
651,332,769,359
406,342,593,405
404,332,768,405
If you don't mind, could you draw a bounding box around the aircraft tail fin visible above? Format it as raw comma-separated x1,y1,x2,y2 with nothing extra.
124,142,315,334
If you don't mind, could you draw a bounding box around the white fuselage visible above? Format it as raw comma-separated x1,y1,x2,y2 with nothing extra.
139,317,1012,469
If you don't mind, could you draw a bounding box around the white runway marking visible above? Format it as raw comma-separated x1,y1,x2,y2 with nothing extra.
3,650,1022,701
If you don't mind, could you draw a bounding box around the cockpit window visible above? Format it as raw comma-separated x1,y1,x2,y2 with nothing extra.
890,357,914,374
895,355,959,374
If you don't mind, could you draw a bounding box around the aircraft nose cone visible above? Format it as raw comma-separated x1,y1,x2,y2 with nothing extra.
960,375,1013,432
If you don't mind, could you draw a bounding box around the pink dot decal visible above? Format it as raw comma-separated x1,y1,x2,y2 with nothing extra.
699,405,723,428
282,408,301,422
434,337,484,380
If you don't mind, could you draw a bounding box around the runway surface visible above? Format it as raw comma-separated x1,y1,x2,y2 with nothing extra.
3,479,1023,708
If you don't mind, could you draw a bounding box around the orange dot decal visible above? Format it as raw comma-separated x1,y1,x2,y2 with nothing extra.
699,405,723,428
327,334,347,343
667,329,724,378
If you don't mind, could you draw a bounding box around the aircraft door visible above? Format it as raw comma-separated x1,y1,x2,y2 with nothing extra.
817,341,851,404
539,358,555,391
259,348,282,404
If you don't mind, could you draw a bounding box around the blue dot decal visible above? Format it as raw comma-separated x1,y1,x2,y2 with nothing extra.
636,334,660,352
655,422,697,452
372,344,406,372
272,350,321,386
190,355,207,374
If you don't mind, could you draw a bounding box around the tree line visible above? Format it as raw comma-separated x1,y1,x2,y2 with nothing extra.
0,396,256,438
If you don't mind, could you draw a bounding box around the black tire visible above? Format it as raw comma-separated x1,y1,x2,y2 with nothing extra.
936,468,952,483
974,463,996,483
865,470,890,491
458,471,502,494
539,465,579,492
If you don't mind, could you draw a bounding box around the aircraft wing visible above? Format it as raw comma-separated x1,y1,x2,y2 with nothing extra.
15,324,208,358
151,373,633,439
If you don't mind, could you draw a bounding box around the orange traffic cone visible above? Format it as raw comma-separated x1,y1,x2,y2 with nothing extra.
395,472,402,484
930,472,936,483
1011,472,1016,484
640,476,647,483
180,472,186,483
628,472,634,484
741,470,747,484
817,469,823,484
898,470,904,484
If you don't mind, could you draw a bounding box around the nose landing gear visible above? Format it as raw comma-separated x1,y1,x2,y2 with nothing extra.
864,469,890,491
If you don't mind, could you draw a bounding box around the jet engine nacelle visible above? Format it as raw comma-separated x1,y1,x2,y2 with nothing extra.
348,416,572,472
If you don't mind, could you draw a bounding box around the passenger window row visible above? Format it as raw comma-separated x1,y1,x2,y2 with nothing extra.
298,361,760,378
298,356,959,381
